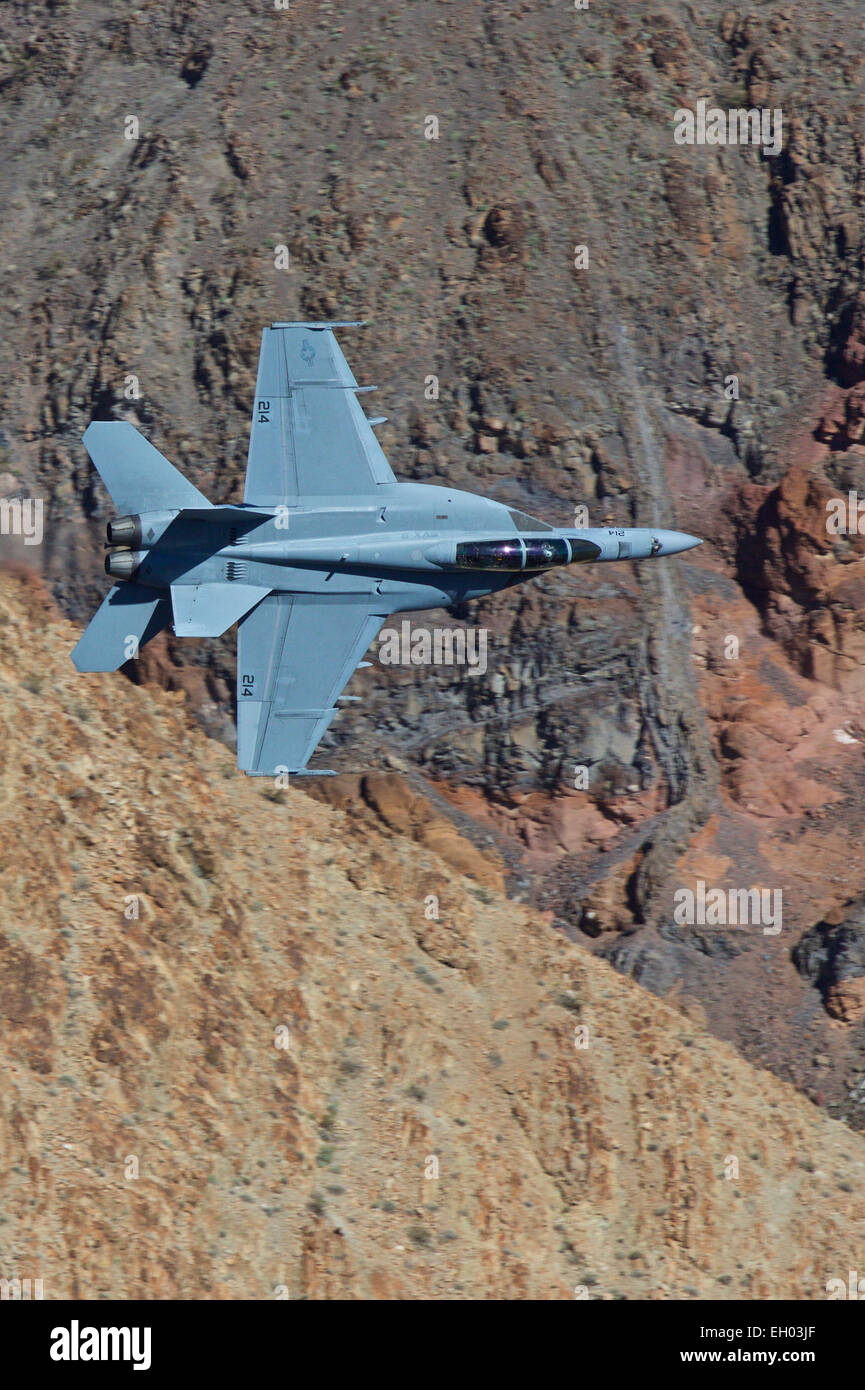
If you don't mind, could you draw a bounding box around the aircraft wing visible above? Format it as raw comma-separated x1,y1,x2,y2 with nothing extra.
243,321,396,505
236,593,386,775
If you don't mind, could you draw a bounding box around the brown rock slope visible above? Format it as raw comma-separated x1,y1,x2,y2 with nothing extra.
0,570,864,1300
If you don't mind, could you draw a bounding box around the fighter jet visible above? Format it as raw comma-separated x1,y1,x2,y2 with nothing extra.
72,321,701,775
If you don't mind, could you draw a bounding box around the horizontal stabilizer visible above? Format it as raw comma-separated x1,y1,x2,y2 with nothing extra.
71,584,171,672
171,582,270,638
83,422,211,514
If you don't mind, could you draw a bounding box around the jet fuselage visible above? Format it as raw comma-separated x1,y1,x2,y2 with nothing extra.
106,481,701,615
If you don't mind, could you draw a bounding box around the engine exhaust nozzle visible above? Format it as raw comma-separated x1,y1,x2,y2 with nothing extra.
105,549,144,581
106,515,142,548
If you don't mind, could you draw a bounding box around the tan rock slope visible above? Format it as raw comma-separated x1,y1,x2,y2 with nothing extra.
1,569,863,1300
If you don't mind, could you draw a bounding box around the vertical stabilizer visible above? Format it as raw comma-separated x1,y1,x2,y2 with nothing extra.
82,422,211,513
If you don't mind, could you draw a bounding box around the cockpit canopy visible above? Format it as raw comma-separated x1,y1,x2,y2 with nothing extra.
524,538,571,570
453,536,600,571
455,539,526,570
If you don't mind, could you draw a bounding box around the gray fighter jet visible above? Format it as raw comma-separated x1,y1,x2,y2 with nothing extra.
72,321,701,776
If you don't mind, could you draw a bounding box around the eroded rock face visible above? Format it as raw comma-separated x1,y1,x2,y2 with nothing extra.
309,771,507,893
794,905,865,1024
737,458,865,692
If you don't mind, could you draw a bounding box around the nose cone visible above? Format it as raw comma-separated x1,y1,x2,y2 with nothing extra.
652,529,702,557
